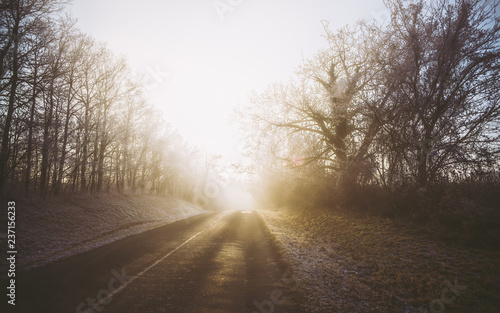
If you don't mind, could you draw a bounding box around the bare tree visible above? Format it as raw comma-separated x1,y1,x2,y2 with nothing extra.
0,0,65,193
244,0,500,205
382,0,500,186
248,21,395,193
0,1,253,199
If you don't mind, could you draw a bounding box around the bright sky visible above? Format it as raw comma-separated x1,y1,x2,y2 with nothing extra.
69,0,387,166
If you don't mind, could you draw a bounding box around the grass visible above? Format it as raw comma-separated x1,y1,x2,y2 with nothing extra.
0,193,205,271
259,205,500,313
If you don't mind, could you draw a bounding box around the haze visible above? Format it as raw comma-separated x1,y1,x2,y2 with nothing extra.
70,0,387,164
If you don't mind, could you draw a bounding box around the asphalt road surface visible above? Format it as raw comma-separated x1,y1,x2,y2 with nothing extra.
10,211,302,313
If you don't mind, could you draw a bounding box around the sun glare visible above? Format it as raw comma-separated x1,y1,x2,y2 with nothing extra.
217,183,255,211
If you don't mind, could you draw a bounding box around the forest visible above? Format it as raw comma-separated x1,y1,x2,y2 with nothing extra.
1,0,499,223
0,0,214,198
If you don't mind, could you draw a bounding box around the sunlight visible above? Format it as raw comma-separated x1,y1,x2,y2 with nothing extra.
217,183,255,211
2,1,497,312
69,0,386,166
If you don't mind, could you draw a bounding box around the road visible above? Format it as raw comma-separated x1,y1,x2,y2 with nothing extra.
12,210,302,313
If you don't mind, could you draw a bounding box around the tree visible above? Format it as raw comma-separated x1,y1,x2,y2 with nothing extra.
0,0,65,193
383,0,500,186
248,21,394,193
244,0,500,204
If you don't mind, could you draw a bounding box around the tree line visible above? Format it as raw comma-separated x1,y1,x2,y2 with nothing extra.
0,0,207,197
245,0,500,205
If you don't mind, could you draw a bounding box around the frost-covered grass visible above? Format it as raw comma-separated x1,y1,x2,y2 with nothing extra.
259,206,500,313
2,194,206,271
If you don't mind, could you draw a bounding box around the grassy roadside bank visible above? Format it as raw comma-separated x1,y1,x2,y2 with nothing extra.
258,206,500,313
0,194,206,272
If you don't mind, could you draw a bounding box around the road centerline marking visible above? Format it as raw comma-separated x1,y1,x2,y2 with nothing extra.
93,213,227,308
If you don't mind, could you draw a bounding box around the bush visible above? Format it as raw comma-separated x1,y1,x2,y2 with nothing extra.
302,178,500,248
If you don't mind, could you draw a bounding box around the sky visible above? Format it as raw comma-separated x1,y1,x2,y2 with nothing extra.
69,0,387,167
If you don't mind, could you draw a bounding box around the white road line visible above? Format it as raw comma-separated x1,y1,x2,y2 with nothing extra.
94,213,227,308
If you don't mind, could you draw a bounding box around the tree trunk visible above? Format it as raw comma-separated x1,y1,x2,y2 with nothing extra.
40,85,55,196
80,102,90,193
0,20,20,193
51,99,60,193
25,57,38,193
56,79,74,194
